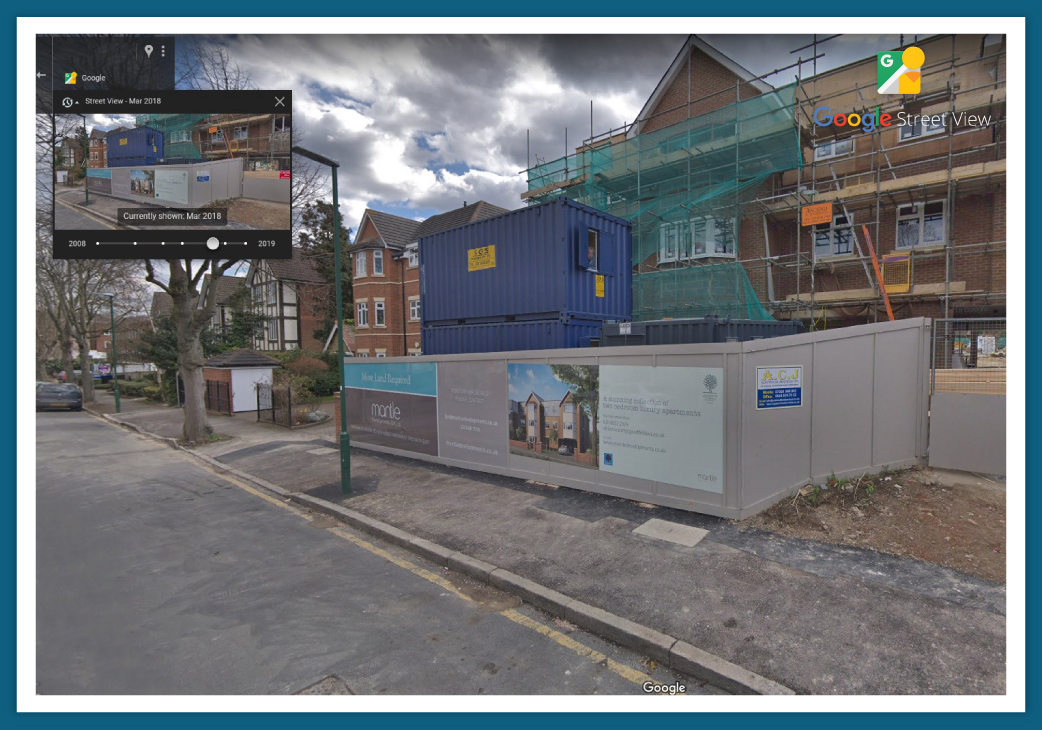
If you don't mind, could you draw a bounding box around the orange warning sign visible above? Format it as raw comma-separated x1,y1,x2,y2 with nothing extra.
801,202,834,227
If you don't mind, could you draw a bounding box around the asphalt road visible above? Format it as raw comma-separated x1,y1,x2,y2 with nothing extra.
54,198,115,230
36,412,718,696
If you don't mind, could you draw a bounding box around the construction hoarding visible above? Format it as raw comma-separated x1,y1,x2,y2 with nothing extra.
345,318,931,518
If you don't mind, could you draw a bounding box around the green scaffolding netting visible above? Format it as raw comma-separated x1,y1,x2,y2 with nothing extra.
527,83,802,321
135,113,209,163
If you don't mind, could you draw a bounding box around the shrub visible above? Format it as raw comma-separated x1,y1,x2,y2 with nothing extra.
309,370,340,397
143,385,163,401
118,380,149,397
285,356,330,376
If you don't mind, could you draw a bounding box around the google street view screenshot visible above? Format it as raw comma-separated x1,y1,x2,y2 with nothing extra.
19,17,1023,712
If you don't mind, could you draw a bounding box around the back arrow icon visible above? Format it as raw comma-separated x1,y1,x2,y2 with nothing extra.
36,72,46,79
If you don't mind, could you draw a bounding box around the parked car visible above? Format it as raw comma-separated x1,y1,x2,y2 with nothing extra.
36,383,83,412
558,443,574,456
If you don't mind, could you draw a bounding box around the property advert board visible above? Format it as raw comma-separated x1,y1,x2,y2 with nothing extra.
343,361,439,456
755,366,803,409
438,360,507,467
346,359,727,495
155,168,190,206
598,365,724,493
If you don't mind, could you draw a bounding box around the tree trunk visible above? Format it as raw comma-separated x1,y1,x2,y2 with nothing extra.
77,334,96,403
177,310,213,441
178,334,211,443
61,339,74,384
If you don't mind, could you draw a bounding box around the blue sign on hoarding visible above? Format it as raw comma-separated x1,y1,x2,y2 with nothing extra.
343,361,438,397
756,366,803,409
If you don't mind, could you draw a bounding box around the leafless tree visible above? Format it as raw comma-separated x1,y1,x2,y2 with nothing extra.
37,237,147,403
144,258,241,443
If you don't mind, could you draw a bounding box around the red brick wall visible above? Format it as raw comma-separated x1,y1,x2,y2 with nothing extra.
202,368,231,384
353,249,416,357
641,46,763,134
297,283,329,351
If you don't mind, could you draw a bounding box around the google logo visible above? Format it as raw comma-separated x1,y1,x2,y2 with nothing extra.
814,106,893,133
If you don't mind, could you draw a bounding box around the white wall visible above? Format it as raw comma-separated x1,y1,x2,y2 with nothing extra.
230,367,272,413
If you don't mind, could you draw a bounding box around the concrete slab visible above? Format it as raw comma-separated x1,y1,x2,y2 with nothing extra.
633,518,709,547
306,447,338,456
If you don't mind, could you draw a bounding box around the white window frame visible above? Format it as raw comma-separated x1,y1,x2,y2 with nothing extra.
169,129,191,144
899,115,946,142
407,245,419,268
355,250,367,278
373,250,384,276
233,126,249,140
814,137,854,161
896,200,946,250
266,318,278,342
210,129,225,143
356,301,369,328
659,216,736,262
409,298,421,321
375,350,387,358
813,213,855,260
266,281,278,305
358,352,369,358
374,300,386,327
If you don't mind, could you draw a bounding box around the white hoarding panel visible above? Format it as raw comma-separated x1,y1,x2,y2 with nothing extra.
154,168,190,206
598,365,724,493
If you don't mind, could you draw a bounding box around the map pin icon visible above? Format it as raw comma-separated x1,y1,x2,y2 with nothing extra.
144,45,153,58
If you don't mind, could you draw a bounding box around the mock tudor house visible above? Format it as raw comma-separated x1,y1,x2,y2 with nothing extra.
350,201,510,357
198,274,247,335
245,249,330,352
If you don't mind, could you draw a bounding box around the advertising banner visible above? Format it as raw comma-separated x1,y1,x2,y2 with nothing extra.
86,168,112,194
755,366,803,409
155,168,190,206
344,361,439,456
598,365,724,493
129,169,155,197
438,361,507,467
507,363,600,469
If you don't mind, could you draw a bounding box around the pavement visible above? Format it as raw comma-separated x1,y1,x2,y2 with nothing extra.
91,395,1007,695
39,411,721,696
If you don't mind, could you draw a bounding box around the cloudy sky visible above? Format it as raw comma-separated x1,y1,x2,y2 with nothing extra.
85,33,935,238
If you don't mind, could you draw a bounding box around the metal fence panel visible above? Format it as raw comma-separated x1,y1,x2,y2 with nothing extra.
931,318,1006,395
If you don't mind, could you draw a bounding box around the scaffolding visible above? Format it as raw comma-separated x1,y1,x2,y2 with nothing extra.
526,83,802,320
132,112,292,170
524,34,1006,326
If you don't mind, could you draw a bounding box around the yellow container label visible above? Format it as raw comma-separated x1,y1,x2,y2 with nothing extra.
595,274,605,298
468,245,495,272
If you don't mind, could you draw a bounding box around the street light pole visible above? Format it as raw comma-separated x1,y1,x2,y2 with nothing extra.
106,294,121,413
293,145,350,494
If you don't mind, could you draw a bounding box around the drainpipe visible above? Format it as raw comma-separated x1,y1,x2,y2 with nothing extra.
400,254,408,356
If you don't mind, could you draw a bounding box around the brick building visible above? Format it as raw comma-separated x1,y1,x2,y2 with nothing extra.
526,34,1006,326
88,128,107,168
245,250,329,352
350,201,509,357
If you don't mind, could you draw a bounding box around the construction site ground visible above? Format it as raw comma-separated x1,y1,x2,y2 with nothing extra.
214,198,290,230
746,467,1005,584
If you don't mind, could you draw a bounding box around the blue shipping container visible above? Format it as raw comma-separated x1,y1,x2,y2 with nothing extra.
105,126,164,167
422,319,603,355
420,196,632,327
